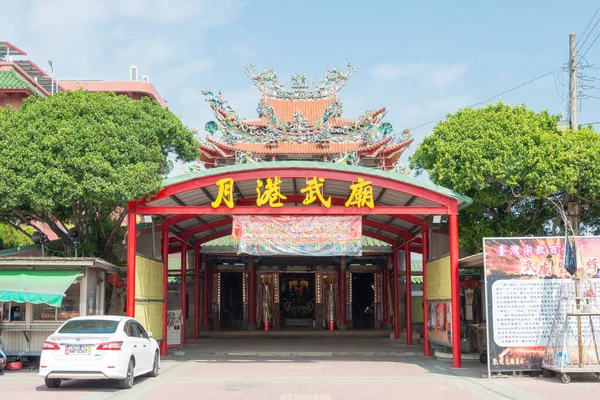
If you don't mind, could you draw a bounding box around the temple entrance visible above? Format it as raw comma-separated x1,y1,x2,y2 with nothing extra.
352,273,374,329
220,272,243,329
279,273,315,328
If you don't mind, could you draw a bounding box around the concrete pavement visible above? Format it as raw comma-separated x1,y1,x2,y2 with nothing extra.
1,354,599,399
2,339,599,399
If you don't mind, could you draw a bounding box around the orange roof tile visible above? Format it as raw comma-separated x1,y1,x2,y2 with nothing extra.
264,96,334,125
204,136,392,155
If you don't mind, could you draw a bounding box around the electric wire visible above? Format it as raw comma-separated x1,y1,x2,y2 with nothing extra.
580,31,600,60
408,68,561,130
577,6,600,52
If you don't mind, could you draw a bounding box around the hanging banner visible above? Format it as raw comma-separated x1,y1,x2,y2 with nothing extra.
484,236,600,375
232,216,362,256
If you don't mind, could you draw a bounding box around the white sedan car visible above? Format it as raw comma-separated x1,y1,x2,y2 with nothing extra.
39,316,160,389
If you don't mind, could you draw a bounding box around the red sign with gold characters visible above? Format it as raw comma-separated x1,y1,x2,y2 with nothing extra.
211,176,375,210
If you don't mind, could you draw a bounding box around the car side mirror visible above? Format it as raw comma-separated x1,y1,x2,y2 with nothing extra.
147,332,153,338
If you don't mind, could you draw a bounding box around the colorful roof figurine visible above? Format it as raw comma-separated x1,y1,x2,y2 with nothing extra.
199,64,413,169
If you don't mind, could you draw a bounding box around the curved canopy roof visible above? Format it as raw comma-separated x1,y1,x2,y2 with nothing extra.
133,161,471,253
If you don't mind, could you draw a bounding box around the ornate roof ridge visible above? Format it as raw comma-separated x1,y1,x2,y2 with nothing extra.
244,62,355,100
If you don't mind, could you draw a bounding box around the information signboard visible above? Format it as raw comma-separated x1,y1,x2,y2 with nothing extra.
484,236,600,375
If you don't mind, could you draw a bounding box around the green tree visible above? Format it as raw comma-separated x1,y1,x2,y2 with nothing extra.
0,222,33,249
410,103,600,254
0,90,198,261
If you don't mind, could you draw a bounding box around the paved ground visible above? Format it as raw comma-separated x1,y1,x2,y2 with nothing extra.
2,339,599,399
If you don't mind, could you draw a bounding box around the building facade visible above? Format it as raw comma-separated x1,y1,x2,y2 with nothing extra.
130,64,469,368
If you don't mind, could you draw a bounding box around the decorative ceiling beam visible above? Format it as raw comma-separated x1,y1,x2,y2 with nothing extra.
139,205,449,216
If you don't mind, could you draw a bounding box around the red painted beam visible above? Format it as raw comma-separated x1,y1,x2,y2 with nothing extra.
164,203,426,227
140,167,454,208
139,205,448,216
181,217,232,239
362,219,409,239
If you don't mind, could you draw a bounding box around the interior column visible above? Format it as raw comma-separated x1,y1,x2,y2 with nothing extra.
126,202,137,318
405,245,413,345
160,225,169,356
339,256,347,330
201,256,210,328
382,259,388,327
248,256,256,329
194,244,200,340
180,242,187,346
449,212,462,368
421,224,431,356
393,247,400,339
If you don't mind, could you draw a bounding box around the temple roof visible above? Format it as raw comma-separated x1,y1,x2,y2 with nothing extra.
198,64,414,170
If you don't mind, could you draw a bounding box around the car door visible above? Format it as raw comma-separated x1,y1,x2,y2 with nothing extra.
132,322,152,371
124,321,147,374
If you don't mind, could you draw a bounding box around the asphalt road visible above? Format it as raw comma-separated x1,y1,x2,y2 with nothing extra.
1,356,599,399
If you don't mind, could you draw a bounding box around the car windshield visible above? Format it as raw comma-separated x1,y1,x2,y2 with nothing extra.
58,319,120,334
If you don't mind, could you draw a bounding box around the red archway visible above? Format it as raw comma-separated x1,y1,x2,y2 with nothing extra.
127,161,470,368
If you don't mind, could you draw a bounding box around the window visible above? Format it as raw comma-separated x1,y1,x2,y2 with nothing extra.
0,301,26,322
124,321,135,337
134,323,148,339
33,280,80,322
58,319,120,334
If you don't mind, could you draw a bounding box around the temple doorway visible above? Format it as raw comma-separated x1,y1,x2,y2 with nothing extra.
220,272,244,329
279,273,315,328
352,273,374,329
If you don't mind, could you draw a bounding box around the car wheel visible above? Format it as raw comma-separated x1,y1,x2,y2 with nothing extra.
147,352,159,377
118,358,135,389
45,378,61,388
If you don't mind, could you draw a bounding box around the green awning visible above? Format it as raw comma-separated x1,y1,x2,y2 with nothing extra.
0,269,81,307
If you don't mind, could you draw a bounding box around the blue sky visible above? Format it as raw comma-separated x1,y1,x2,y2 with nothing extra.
2,0,600,174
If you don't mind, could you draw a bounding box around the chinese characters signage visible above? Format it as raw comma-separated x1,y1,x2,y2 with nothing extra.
484,236,600,375
211,176,375,210
232,215,362,257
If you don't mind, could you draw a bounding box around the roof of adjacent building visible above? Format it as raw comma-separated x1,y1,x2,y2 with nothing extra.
61,80,167,107
0,69,43,97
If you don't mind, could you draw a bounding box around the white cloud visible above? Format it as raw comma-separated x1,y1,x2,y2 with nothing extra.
371,61,469,90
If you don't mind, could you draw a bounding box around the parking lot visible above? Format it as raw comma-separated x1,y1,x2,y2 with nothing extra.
2,354,600,400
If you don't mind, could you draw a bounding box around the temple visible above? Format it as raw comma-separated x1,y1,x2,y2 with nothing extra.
128,64,469,371
198,63,413,169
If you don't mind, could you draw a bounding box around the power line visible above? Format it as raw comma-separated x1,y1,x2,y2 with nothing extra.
408,68,561,130
577,6,600,52
580,31,600,60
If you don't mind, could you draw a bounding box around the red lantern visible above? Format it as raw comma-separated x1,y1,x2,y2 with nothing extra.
108,273,119,286
116,279,124,289
461,278,479,290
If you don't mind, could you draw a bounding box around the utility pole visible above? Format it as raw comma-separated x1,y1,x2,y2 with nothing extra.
569,33,578,131
568,33,581,235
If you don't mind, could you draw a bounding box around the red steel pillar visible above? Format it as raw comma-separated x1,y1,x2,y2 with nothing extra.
180,242,188,346
194,244,200,340
449,212,462,368
421,224,431,356
339,256,347,329
202,256,210,326
382,260,388,327
405,245,413,345
248,256,256,329
387,258,393,326
393,247,400,340
160,226,169,356
126,203,137,318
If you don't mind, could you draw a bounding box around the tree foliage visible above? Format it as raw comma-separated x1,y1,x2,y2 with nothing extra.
410,103,600,254
0,90,198,261
0,223,33,250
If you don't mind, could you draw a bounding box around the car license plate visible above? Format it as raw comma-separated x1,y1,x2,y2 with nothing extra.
65,345,91,355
